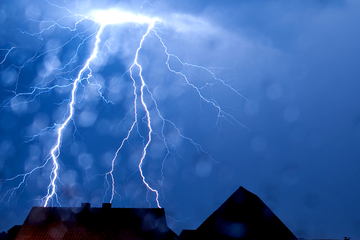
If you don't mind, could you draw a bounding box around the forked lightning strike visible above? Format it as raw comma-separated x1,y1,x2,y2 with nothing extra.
0,2,246,210
43,24,106,207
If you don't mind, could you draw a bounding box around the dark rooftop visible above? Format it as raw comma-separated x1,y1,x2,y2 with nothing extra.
9,186,299,240
179,186,298,240
14,203,177,240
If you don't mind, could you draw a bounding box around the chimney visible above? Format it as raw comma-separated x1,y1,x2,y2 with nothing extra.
102,203,112,209
81,203,91,210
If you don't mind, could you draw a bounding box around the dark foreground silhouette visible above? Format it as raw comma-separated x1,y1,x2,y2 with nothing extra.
3,186,298,240
179,186,297,240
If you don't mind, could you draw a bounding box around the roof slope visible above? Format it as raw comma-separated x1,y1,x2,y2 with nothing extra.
15,205,177,240
180,186,297,240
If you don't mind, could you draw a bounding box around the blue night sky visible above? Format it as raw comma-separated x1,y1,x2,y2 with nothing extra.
1,0,360,239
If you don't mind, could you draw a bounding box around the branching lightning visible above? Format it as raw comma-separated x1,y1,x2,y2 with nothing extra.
0,47,16,65
0,1,246,213
43,24,106,207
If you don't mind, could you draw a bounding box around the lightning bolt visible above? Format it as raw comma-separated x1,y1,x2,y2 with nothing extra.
0,1,246,213
103,17,160,206
43,24,106,207
0,47,16,65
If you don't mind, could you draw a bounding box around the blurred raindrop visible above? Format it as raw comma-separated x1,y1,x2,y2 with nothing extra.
78,110,98,128
61,170,78,186
284,107,300,123
25,3,41,19
1,68,16,87
266,84,283,100
221,222,247,238
0,9,7,23
0,139,15,161
26,113,50,136
282,165,299,186
78,153,93,170
196,160,212,178
11,97,28,115
70,143,80,156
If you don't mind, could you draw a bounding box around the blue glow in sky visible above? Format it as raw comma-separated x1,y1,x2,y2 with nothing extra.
1,0,360,239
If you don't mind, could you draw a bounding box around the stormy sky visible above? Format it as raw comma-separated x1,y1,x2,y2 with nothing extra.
1,0,360,239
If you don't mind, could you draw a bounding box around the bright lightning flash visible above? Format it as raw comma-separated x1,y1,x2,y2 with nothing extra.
93,9,159,25
43,24,106,207
0,2,246,213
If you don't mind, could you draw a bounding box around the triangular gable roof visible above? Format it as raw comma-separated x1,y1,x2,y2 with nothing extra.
15,204,177,240
180,186,297,240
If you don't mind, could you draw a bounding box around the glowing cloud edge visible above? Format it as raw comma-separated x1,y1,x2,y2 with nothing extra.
91,9,160,25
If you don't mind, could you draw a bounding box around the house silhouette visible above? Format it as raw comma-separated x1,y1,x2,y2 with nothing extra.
13,203,177,240
178,186,297,240
8,186,298,240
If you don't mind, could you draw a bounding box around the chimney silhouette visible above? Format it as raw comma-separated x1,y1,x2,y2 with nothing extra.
102,203,112,209
81,203,91,210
